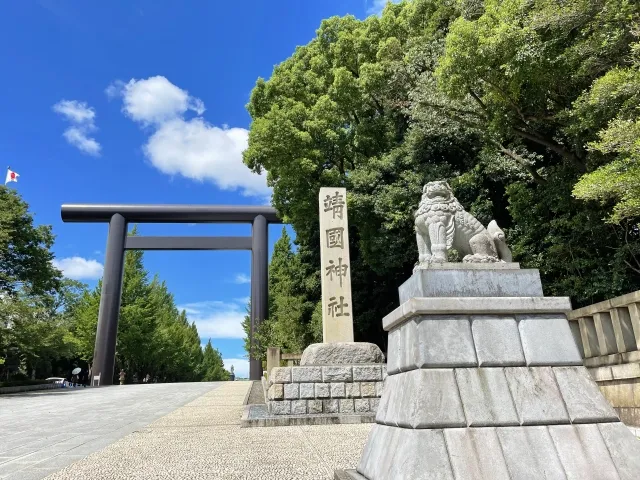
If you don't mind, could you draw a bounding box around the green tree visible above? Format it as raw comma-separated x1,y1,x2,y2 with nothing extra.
0,185,62,296
0,185,72,379
68,225,206,383
201,339,229,381
244,0,640,352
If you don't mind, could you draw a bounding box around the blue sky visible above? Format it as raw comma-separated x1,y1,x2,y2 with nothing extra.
0,0,389,378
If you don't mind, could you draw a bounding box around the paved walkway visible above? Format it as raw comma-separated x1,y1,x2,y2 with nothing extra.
0,382,224,480
2,382,371,480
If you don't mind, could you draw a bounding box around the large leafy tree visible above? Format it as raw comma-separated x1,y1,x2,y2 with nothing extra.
243,1,475,347
0,185,61,296
0,186,75,380
244,0,640,353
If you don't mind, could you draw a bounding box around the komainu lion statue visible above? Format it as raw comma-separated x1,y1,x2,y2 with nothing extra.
414,180,512,269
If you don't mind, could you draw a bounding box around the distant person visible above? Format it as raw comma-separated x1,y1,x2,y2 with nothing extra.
119,369,126,385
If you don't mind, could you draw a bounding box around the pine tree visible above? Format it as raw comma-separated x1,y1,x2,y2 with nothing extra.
201,339,229,381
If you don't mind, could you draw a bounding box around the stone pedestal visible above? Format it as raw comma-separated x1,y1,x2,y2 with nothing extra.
264,342,386,417
338,266,640,480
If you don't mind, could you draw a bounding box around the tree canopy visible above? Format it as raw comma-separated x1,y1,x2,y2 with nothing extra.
244,0,640,353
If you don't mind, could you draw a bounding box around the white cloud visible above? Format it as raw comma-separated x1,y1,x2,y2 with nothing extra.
53,100,101,156
107,76,205,126
233,273,251,284
178,300,246,339
53,256,103,280
222,358,249,379
107,76,270,199
234,296,250,305
63,127,101,156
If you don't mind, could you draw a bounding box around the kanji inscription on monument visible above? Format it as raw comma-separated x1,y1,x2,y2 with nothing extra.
319,187,354,343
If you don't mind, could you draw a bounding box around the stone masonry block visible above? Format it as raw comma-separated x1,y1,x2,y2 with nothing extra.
598,422,640,478
339,399,355,413
497,426,567,480
504,367,569,425
416,315,477,367
270,400,291,415
359,426,455,480
353,365,382,382
384,369,466,428
330,382,346,398
444,428,511,480
387,328,401,374
548,424,619,480
392,428,456,479
323,366,353,382
455,368,519,427
553,366,618,423
307,399,323,414
269,367,291,384
267,383,284,400
375,381,384,396
369,398,380,413
314,382,330,398
323,399,339,414
299,383,315,399
360,382,376,397
382,373,410,426
357,424,392,480
401,318,419,372
518,314,583,366
354,398,370,413
398,268,543,302
283,383,299,400
291,366,322,383
375,375,396,424
471,316,525,366
291,400,307,415
345,382,361,398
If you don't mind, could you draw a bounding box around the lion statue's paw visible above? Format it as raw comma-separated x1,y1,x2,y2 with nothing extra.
462,254,502,263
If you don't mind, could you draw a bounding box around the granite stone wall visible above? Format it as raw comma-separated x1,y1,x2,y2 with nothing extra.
266,364,386,415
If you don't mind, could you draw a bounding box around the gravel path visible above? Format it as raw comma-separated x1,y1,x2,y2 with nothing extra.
41,381,371,480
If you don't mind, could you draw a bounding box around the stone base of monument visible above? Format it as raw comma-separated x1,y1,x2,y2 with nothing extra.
243,342,386,427
336,266,640,479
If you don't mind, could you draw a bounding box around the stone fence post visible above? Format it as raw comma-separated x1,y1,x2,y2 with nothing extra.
266,347,281,380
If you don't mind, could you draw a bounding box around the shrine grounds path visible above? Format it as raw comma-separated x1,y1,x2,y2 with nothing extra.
0,381,371,480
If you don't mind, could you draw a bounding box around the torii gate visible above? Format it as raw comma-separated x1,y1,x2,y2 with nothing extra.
60,204,281,384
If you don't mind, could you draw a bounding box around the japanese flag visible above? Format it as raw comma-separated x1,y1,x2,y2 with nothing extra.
5,168,19,185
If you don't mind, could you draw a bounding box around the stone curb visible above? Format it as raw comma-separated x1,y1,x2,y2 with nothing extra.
242,380,254,406
0,383,63,395
240,404,375,428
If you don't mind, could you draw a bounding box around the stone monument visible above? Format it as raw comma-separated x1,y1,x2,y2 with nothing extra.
336,180,640,479
319,187,354,342
264,187,385,419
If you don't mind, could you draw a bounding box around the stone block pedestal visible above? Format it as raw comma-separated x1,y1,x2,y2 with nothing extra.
337,267,640,479
266,363,386,416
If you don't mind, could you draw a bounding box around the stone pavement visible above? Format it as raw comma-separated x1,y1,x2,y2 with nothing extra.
0,382,223,480
3,381,370,479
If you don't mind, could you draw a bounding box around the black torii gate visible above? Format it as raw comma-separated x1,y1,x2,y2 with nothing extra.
60,204,281,385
